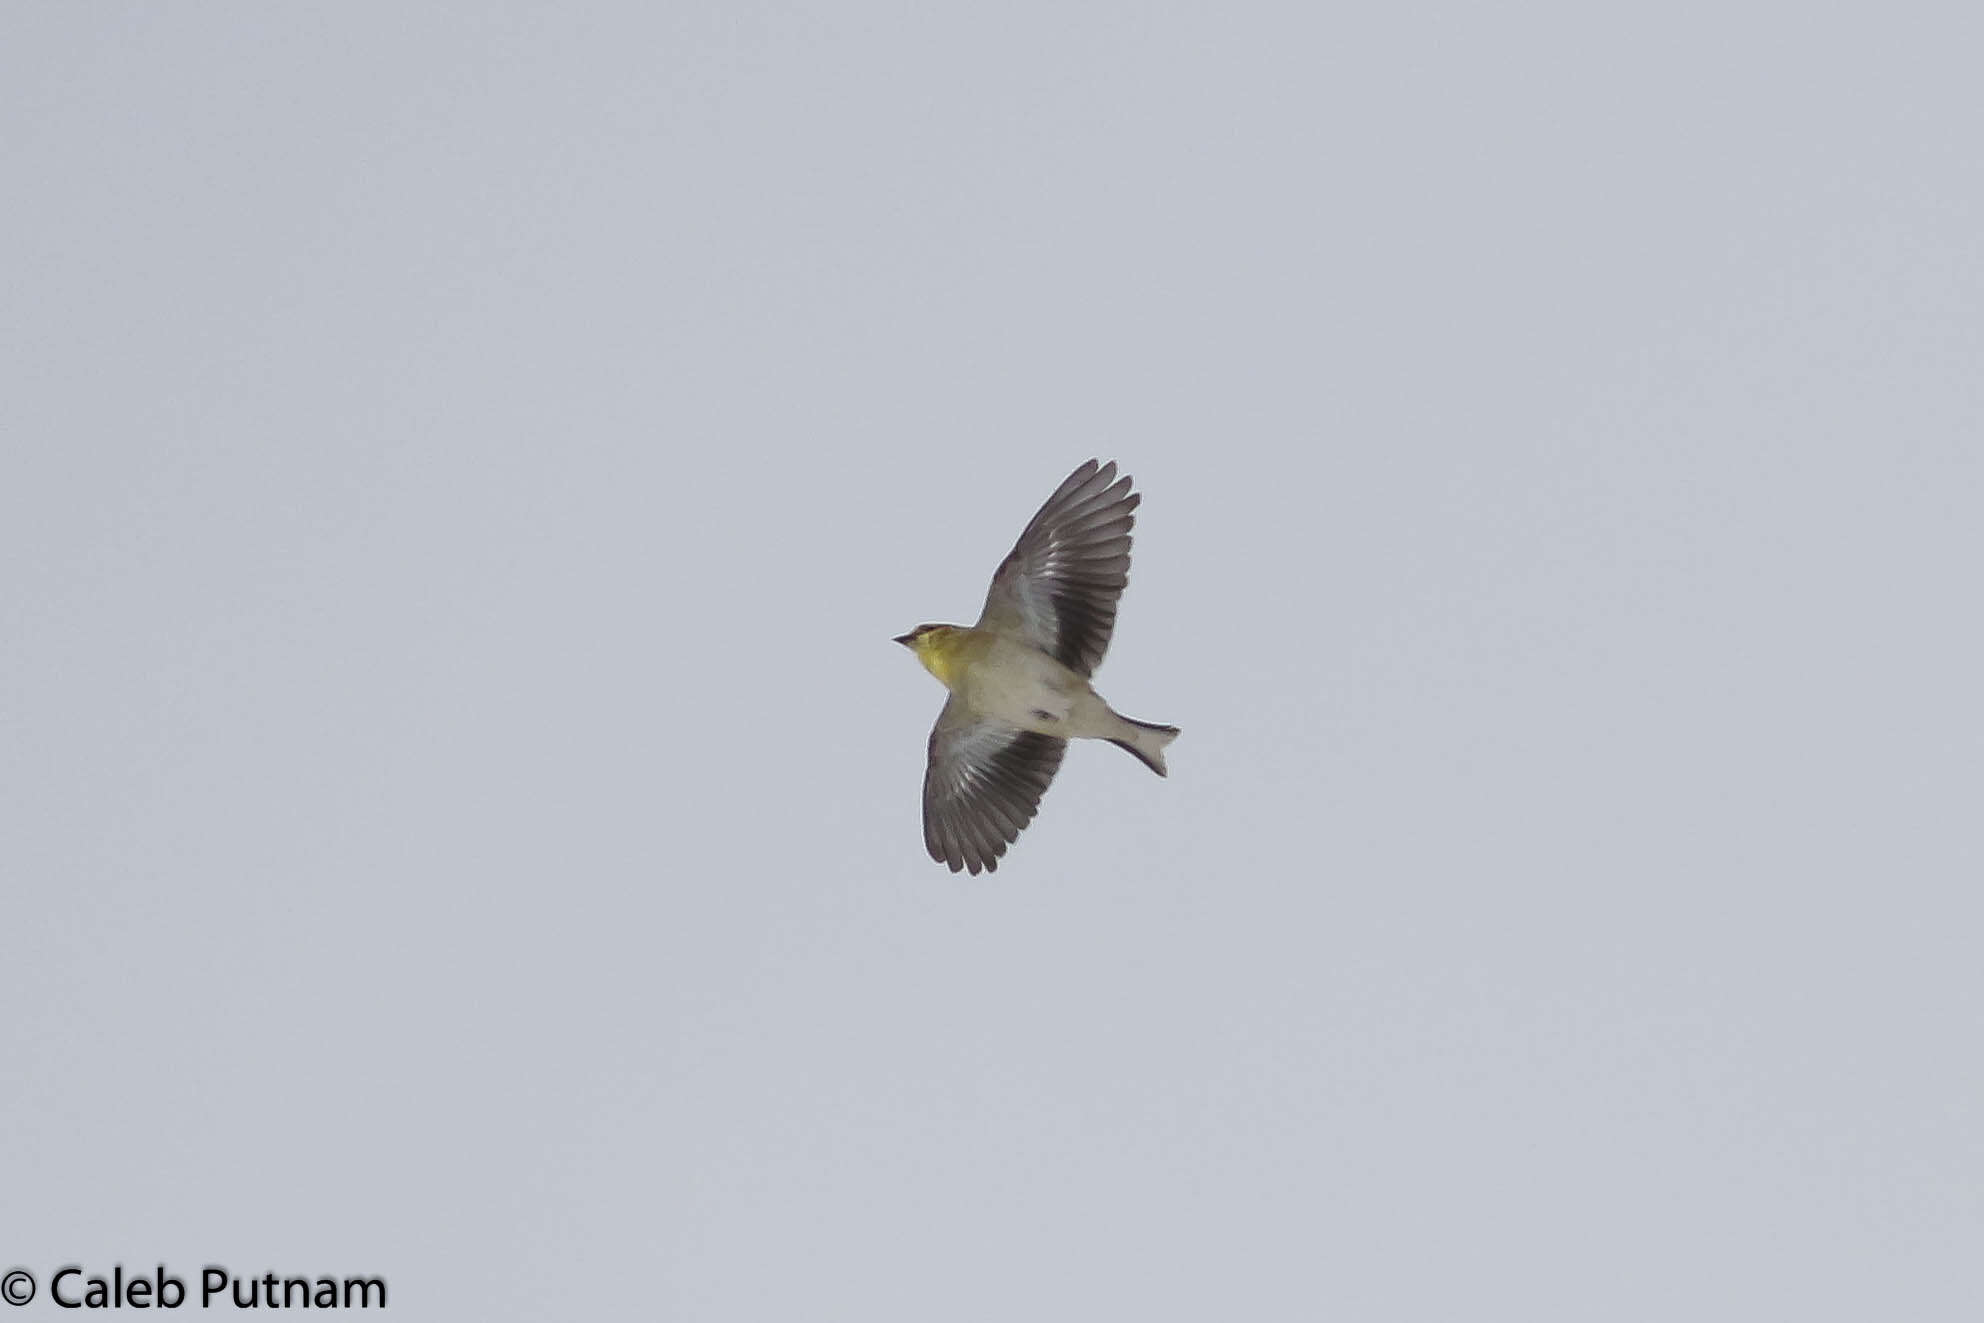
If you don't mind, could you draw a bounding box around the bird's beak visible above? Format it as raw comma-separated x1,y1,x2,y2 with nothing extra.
892,632,915,647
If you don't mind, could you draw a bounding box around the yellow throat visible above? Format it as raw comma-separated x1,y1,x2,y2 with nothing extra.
910,626,976,689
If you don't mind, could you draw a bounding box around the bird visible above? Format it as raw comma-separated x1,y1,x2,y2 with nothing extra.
895,458,1178,874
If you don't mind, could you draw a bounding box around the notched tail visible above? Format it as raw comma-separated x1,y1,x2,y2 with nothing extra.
1109,714,1180,777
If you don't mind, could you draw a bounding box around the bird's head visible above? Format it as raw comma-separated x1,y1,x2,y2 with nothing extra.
894,623,964,684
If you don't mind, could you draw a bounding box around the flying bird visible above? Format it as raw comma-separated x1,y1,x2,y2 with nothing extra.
895,459,1179,874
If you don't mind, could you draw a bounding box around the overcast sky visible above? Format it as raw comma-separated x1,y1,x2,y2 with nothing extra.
4,4,1980,1319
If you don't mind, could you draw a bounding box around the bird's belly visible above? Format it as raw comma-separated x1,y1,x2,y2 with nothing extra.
961,643,1093,735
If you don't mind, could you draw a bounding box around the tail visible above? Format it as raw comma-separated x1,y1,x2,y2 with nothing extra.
1108,712,1180,777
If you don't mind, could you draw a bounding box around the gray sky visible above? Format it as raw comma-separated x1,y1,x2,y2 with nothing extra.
4,4,1980,1318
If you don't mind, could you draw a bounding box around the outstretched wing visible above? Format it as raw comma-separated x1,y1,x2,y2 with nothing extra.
922,693,1066,875
974,459,1138,677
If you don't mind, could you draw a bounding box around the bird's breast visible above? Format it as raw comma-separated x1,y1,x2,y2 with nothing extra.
957,636,1090,731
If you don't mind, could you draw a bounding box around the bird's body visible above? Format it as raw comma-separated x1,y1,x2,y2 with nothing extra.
904,624,1172,761
896,460,1178,874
